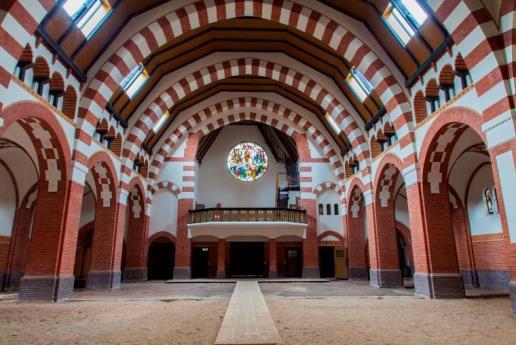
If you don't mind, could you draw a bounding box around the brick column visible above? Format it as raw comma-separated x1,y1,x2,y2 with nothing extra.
269,239,278,278
216,239,226,279
406,173,465,298
173,132,200,279
346,189,369,280
370,189,402,288
19,162,85,301
87,201,124,290
123,193,149,282
294,133,319,278
174,198,192,278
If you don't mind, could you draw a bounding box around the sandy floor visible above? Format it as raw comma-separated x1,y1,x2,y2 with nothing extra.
0,281,514,345
0,299,228,345
267,296,516,345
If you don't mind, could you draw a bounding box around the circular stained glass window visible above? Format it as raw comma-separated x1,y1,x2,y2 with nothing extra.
227,142,269,182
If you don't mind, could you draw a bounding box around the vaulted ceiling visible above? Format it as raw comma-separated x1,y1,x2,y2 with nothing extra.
38,0,449,155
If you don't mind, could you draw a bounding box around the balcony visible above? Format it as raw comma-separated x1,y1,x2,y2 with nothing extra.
187,208,307,240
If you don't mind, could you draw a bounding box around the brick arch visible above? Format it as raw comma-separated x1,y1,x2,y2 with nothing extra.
126,59,362,183
418,107,485,194
373,153,405,209
149,96,345,182
0,101,71,193
78,0,416,171
313,181,339,196
152,180,181,197
86,151,119,208
148,231,176,247
318,231,344,244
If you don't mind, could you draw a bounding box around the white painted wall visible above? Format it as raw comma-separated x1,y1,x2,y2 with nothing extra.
316,190,343,236
466,164,503,235
395,190,410,230
0,163,16,236
149,190,178,236
197,125,286,208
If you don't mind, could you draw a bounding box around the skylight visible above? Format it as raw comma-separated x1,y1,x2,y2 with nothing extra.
120,63,149,99
152,111,169,133
346,67,373,102
325,113,342,134
63,0,111,39
383,0,428,46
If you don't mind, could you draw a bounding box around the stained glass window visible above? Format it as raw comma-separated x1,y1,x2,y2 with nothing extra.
227,142,268,182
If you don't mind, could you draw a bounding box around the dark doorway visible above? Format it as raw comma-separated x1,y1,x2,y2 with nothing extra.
397,232,412,278
319,247,335,278
229,242,265,277
147,237,175,280
192,246,211,278
74,228,93,289
284,246,302,277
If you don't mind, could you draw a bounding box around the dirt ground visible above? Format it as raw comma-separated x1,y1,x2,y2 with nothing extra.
0,281,515,345
0,299,228,345
267,296,516,345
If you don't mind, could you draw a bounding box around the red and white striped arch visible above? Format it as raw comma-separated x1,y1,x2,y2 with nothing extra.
152,180,181,197
148,96,345,183
77,0,414,172
124,58,359,182
427,0,513,124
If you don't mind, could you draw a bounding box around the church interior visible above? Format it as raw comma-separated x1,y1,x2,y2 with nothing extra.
0,0,515,344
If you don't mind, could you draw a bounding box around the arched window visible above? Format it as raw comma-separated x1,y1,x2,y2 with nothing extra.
326,203,331,215
15,44,33,82
455,54,472,90
425,79,440,114
49,72,64,108
439,65,455,102
33,57,49,97
319,204,324,215
334,203,339,215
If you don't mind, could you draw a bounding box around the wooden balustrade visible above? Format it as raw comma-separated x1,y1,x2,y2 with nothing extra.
188,208,307,224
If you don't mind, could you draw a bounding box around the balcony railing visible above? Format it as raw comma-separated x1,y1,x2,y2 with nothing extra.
188,208,307,224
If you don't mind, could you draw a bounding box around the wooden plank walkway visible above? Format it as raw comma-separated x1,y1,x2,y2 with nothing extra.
215,281,283,345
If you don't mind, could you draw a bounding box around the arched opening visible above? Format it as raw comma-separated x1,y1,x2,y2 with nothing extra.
73,155,120,290
14,44,33,83
32,57,49,97
417,118,508,297
147,236,175,280
0,103,74,301
73,221,94,289
439,65,455,102
454,54,473,91
49,72,64,109
346,185,369,280
425,79,440,114
371,160,412,288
